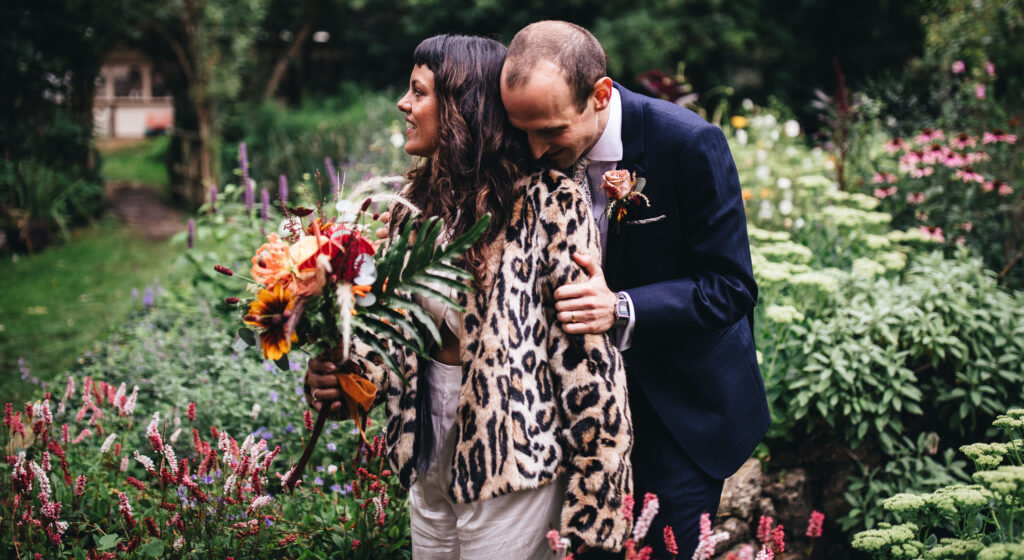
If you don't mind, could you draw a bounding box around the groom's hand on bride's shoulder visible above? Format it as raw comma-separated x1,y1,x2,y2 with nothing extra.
555,252,617,335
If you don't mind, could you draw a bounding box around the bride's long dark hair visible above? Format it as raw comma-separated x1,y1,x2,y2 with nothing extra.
397,35,533,286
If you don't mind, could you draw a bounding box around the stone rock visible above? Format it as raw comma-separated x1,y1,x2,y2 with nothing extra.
718,458,763,520
713,516,752,554
762,468,812,536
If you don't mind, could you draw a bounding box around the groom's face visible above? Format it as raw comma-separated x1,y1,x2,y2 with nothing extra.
501,61,607,169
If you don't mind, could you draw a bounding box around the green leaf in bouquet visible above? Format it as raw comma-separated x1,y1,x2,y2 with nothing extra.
358,307,425,353
349,324,402,380
427,262,474,281
352,314,423,359
275,353,290,371
400,283,464,312
379,295,442,348
238,327,256,346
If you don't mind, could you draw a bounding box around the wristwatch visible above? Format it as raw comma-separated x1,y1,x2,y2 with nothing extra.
614,292,631,328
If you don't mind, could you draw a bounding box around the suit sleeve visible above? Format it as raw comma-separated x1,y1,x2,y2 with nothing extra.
539,177,634,551
627,124,757,335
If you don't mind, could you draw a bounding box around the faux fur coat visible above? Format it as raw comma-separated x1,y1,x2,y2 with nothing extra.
351,169,634,551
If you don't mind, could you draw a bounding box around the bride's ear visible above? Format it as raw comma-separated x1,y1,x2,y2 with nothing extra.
592,77,614,110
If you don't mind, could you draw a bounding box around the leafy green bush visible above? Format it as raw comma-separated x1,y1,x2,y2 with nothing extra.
220,93,409,198
0,158,105,252
852,410,1024,559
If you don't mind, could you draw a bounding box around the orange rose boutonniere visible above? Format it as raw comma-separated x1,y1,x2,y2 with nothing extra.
602,169,649,231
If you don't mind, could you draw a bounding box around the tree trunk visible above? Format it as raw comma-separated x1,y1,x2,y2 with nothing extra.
193,101,216,207
264,0,320,99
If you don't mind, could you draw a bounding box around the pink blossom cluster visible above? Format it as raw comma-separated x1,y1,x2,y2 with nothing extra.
692,512,730,560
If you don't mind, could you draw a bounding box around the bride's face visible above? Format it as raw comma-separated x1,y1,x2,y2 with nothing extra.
397,65,440,157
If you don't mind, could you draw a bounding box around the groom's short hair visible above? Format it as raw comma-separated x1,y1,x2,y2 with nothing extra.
504,21,607,113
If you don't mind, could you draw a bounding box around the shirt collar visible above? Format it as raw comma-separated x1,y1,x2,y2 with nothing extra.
584,87,622,162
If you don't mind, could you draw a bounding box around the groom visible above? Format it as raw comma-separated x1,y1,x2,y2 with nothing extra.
501,21,770,557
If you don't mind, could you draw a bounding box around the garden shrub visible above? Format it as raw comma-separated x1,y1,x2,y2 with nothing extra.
2,297,408,558
852,409,1024,559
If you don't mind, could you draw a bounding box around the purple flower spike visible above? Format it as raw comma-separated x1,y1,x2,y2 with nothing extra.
209,184,218,213
325,157,339,197
187,218,196,249
240,142,253,210
279,174,288,204
143,287,154,307
261,189,270,222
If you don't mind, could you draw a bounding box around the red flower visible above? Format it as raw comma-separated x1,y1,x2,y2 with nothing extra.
664,525,679,556
771,524,785,554
303,409,313,431
806,510,825,538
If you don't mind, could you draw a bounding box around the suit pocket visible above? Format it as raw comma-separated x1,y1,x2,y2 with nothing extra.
622,215,671,241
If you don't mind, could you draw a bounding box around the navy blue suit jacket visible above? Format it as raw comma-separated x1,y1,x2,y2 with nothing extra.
606,83,770,480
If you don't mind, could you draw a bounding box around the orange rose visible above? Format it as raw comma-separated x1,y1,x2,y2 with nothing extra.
601,169,634,200
251,233,294,287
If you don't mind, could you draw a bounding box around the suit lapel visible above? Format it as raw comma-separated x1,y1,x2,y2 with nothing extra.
605,83,646,289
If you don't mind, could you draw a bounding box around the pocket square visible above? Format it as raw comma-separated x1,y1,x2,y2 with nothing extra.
624,214,667,225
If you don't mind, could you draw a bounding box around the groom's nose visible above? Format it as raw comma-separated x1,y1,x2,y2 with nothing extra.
527,135,550,160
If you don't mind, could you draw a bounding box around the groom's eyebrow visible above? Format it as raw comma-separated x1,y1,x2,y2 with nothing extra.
537,125,568,135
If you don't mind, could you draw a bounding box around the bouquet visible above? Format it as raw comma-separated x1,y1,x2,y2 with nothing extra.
216,183,489,488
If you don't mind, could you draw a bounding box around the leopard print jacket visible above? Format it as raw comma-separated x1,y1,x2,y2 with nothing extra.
351,169,634,551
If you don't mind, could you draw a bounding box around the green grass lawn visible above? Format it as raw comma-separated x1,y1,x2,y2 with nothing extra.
99,135,170,188
0,219,180,404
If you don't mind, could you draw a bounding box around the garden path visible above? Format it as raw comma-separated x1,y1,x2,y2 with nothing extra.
106,181,184,240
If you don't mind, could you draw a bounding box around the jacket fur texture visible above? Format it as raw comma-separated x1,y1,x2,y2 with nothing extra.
351,169,634,551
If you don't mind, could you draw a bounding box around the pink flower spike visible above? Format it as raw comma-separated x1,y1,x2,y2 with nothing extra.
975,84,986,100
74,475,87,496
755,545,774,560
664,525,679,556
986,61,995,75
547,529,562,552
757,515,774,544
998,183,1014,196
621,494,635,519
771,524,786,553
952,60,965,74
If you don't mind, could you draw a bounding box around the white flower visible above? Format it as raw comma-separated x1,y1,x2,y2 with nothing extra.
335,199,357,222
389,132,404,148
757,200,774,221
248,495,274,515
735,129,748,146
327,464,338,475
122,386,139,416
742,98,754,111
240,434,256,456
134,451,155,472
824,158,836,171
100,433,117,454
778,199,793,216
784,119,801,138
174,537,184,551
756,350,764,365
224,472,238,494
765,305,805,324
755,165,771,181
170,428,182,443
30,461,51,497
776,177,792,190
163,445,179,475
632,494,660,541
250,403,261,420
756,150,768,163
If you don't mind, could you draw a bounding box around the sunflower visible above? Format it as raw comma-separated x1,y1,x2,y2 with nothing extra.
244,284,298,361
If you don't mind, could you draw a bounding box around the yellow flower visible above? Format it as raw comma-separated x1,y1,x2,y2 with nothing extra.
731,115,748,129
244,284,298,361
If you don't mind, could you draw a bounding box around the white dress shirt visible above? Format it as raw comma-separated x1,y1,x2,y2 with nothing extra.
581,89,635,351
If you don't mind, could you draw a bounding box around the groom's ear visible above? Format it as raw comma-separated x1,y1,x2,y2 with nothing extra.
592,77,614,111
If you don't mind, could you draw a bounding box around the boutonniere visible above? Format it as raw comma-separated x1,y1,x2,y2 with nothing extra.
601,169,650,231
